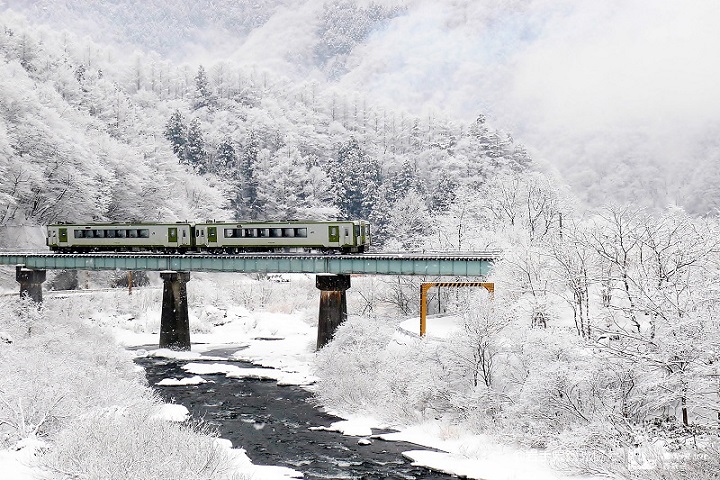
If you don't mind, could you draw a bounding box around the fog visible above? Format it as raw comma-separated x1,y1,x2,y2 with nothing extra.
334,0,720,209
168,0,720,210
6,0,720,210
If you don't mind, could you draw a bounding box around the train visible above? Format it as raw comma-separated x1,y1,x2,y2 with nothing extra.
46,220,371,254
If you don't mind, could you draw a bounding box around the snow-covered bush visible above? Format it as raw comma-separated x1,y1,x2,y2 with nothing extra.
0,298,150,447
628,441,720,480
314,305,515,426
314,316,396,412
45,407,246,480
0,295,247,479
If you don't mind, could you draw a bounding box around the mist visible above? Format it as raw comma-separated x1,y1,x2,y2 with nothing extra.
331,0,720,210
5,0,720,211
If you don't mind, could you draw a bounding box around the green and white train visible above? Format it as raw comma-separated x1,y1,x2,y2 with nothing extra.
47,220,371,254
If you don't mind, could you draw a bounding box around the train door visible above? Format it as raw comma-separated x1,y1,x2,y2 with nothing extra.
179,226,190,248
342,225,351,247
49,227,68,249
207,226,218,247
362,223,369,246
168,227,178,247
328,225,339,245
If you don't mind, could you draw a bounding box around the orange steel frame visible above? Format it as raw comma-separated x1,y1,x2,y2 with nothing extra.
420,282,495,336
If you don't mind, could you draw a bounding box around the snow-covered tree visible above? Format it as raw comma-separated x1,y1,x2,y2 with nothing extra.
192,65,214,110
383,189,431,251
164,110,187,160
330,138,380,219
185,117,208,173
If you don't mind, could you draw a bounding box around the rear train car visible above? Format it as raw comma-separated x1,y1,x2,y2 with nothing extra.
47,223,194,252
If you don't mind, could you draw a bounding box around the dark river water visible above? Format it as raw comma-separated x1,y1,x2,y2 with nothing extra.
136,354,458,480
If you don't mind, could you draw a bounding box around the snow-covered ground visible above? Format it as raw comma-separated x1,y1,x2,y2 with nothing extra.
1,275,598,480
124,292,594,479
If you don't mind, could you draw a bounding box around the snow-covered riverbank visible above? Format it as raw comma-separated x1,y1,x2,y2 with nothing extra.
1,273,596,479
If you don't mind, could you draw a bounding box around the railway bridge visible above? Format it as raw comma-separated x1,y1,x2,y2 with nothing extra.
2,252,499,350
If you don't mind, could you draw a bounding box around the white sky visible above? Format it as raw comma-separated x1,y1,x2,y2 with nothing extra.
332,0,720,206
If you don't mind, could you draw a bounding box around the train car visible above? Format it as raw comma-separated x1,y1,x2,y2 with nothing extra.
47,223,194,252
194,220,370,253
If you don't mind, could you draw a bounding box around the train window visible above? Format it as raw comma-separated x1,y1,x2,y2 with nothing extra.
295,228,307,238
106,230,116,238
115,230,125,238
270,228,282,238
139,229,149,238
354,225,360,236
224,229,233,237
182,229,187,238
283,228,294,237
244,228,256,237
259,228,269,238
74,230,84,238
95,230,105,238
344,228,349,236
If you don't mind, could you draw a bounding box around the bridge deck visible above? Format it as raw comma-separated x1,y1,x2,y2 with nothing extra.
0,252,498,276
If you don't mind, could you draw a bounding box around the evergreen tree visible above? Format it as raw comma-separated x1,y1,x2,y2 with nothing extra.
164,110,187,161
388,159,420,205
235,132,263,219
331,138,380,219
429,172,458,213
193,65,213,110
215,138,236,177
368,184,391,246
185,118,207,173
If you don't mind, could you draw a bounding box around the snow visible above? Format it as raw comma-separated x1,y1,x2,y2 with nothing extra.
309,418,374,437
150,404,190,422
0,280,598,480
398,314,462,339
382,424,571,480
156,375,208,386
0,439,48,480
210,439,302,479
145,348,224,361
162,296,582,479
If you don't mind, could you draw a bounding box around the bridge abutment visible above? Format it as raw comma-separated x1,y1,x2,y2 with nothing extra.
316,274,350,350
16,266,46,303
159,271,191,351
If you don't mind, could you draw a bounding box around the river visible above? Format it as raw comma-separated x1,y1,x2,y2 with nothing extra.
136,353,458,479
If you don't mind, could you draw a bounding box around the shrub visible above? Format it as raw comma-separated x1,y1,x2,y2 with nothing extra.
44,407,246,480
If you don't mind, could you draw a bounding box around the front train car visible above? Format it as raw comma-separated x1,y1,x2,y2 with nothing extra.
194,220,370,253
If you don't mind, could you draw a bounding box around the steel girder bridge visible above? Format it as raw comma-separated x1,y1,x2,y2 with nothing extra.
2,251,499,350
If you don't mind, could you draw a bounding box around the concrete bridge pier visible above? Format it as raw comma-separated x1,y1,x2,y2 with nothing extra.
316,274,351,350
16,266,46,303
159,271,191,351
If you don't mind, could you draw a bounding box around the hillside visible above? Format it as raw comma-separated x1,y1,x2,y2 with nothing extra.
4,0,720,213
0,7,534,249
